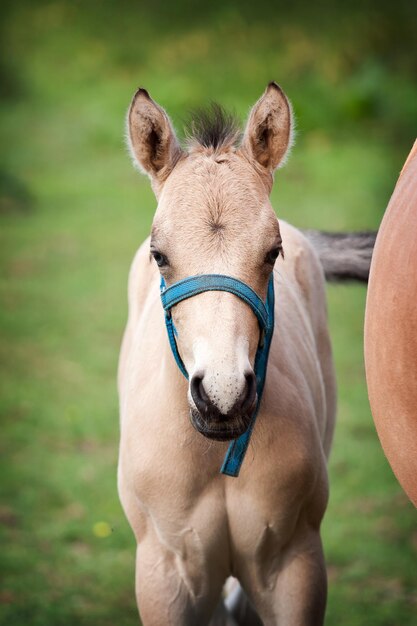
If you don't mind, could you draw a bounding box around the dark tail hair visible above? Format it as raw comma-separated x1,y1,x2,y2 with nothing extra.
302,230,377,283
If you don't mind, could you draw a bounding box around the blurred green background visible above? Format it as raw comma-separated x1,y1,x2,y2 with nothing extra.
1,1,416,624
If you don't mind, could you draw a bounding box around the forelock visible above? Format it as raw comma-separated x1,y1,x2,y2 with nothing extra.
184,103,241,151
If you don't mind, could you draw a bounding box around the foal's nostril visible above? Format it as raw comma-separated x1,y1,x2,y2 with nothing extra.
190,374,211,415
239,371,257,414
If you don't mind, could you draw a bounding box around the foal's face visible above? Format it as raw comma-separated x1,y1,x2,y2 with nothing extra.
152,153,281,439
128,83,293,440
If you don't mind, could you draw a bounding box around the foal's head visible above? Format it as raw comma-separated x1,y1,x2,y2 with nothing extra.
128,83,293,441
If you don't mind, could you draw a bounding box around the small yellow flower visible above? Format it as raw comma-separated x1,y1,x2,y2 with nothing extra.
93,521,112,538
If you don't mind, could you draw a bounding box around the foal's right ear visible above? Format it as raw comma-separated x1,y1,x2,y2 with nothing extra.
127,88,183,190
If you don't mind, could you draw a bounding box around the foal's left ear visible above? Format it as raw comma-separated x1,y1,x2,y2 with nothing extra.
241,82,293,173
127,88,183,190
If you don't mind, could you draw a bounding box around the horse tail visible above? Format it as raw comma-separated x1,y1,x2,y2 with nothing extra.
302,230,377,283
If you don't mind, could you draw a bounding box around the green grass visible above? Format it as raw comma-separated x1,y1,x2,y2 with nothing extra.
1,1,416,624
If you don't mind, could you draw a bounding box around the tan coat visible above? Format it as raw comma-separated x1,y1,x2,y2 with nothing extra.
118,84,337,626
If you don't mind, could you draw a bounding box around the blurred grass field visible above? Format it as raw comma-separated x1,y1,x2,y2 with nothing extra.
1,1,416,624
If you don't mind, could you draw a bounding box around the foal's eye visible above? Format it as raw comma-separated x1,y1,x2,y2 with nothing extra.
151,250,168,268
265,246,282,265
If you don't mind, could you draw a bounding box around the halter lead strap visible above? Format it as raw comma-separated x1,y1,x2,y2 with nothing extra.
160,273,275,477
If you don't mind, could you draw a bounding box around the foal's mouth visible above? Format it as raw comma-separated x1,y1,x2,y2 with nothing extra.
190,408,253,441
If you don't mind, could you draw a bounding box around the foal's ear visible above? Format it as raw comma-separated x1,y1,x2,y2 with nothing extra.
242,82,293,172
127,88,183,188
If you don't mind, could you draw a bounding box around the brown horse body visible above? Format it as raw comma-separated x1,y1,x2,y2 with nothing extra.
365,140,417,508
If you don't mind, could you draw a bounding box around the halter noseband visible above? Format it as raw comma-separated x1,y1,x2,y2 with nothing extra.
160,273,275,477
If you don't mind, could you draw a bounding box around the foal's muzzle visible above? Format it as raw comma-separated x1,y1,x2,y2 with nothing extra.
160,273,275,476
190,371,257,441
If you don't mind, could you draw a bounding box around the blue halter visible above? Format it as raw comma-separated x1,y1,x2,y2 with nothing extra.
160,273,275,477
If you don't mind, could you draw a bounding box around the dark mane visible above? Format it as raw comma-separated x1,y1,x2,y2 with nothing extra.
184,103,241,150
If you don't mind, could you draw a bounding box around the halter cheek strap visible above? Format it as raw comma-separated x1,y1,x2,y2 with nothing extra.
160,273,275,477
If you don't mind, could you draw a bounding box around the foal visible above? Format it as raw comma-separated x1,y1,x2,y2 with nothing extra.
118,83,337,625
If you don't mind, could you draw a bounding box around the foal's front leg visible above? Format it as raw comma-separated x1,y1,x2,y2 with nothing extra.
135,541,229,626
246,527,327,626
